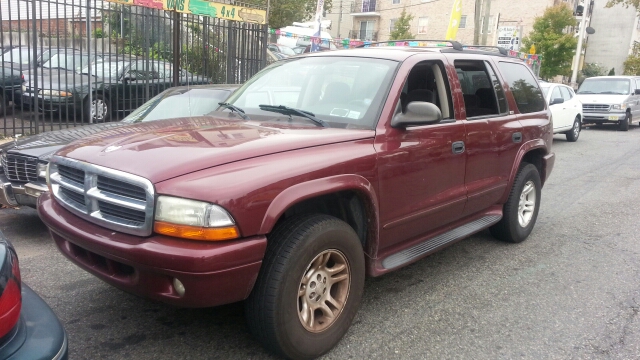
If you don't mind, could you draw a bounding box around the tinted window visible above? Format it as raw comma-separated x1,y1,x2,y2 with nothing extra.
455,60,501,118
636,79,640,91
498,62,545,114
559,86,572,101
485,61,508,114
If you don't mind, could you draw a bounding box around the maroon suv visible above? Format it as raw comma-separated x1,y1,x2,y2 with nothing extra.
38,43,554,359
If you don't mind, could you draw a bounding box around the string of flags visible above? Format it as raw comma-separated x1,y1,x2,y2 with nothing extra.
268,28,541,67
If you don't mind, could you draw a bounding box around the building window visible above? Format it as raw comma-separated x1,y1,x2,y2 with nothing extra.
390,18,397,33
418,17,428,34
392,0,400,4
459,15,467,29
480,15,495,34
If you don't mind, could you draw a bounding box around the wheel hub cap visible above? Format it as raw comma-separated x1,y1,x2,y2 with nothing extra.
297,249,350,332
574,121,580,137
518,180,536,227
92,99,107,121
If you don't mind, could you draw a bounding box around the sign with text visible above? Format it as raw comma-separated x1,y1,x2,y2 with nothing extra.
497,26,520,51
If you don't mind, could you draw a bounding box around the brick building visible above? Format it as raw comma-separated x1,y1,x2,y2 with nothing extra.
326,0,580,45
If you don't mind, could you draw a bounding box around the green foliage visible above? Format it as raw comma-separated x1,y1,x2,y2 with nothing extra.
181,44,226,83
242,0,332,29
389,9,414,40
623,43,640,75
608,67,616,75
521,4,577,79
606,0,640,10
582,62,606,78
93,28,105,38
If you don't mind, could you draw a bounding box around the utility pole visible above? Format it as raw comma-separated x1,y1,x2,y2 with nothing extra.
474,0,482,45
570,8,588,87
481,0,491,46
337,0,342,38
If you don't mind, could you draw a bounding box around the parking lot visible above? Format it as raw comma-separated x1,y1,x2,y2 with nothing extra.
1,125,639,359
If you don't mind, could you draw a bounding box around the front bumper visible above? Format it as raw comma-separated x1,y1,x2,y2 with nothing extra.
582,111,626,123
0,284,68,360
38,193,267,308
0,171,47,208
21,93,79,113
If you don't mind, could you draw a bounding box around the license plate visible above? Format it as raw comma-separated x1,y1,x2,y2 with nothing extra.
608,116,618,121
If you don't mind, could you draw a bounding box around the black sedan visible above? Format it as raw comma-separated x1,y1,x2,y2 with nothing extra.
0,230,68,359
22,55,212,122
1,84,238,208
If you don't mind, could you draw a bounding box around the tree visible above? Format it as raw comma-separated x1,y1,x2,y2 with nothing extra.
606,0,640,10
521,5,577,79
581,62,606,78
623,43,640,75
389,9,414,40
608,68,616,75
244,0,332,29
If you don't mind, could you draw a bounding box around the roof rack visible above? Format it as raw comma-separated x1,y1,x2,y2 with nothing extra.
460,45,509,56
356,39,464,51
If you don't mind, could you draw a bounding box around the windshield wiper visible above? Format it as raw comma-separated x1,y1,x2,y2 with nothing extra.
218,102,249,120
258,104,327,127
577,91,594,94
600,91,625,94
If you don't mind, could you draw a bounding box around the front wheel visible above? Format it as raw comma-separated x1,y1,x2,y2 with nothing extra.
490,163,542,243
565,116,581,142
245,214,365,359
82,94,110,123
619,114,629,131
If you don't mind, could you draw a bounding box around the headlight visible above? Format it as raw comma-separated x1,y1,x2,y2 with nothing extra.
37,163,48,178
39,89,73,97
153,195,239,241
612,104,628,110
21,84,26,92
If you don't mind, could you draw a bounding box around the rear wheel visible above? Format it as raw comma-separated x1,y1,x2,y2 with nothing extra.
82,94,110,123
490,163,541,243
619,114,629,131
565,116,581,142
246,214,365,359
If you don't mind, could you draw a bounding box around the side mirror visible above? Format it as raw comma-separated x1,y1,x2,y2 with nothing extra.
635,89,640,95
550,97,564,105
123,74,136,83
391,101,442,128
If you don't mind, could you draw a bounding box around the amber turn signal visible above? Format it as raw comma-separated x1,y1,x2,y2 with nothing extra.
154,221,239,241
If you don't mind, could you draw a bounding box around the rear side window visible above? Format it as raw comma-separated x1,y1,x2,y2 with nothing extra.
559,86,573,101
497,62,545,114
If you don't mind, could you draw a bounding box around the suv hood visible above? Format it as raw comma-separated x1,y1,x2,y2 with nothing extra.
575,94,629,104
56,116,375,183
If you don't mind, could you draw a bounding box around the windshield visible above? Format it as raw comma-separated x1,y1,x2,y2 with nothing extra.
577,79,630,95
225,57,398,129
43,53,92,72
278,46,296,56
81,60,127,78
1,48,32,64
122,88,233,123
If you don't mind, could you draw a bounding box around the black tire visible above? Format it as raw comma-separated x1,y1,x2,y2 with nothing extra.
619,114,629,131
245,214,365,360
82,93,110,123
565,116,581,142
0,93,7,115
490,163,541,243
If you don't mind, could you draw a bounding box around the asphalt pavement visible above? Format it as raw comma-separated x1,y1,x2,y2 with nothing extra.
2,124,640,359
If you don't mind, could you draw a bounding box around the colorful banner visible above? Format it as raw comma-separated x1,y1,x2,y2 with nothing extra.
445,0,462,40
105,0,266,24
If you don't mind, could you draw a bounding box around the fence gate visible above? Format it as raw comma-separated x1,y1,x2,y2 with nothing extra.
0,0,267,138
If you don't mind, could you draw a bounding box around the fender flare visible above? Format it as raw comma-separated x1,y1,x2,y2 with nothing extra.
500,139,548,203
259,174,379,246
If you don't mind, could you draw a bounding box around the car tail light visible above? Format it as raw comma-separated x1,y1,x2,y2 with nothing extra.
0,245,21,339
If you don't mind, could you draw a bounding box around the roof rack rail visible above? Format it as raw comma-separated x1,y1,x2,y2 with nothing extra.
461,45,509,56
357,39,463,51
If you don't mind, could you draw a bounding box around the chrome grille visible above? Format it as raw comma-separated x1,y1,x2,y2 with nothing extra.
49,156,155,236
582,104,610,112
2,153,39,182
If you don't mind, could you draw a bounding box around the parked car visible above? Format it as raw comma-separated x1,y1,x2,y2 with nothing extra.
0,84,238,208
0,230,68,359
575,75,640,131
267,43,296,57
292,46,306,54
539,82,583,141
0,65,23,113
38,43,554,359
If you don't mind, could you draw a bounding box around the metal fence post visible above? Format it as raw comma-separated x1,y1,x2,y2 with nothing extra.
86,0,93,123
31,0,39,134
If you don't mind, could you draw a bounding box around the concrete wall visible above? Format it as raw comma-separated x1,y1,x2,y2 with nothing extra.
584,0,638,75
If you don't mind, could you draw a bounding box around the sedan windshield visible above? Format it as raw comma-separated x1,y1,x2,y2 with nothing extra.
80,60,127,79
577,79,630,95
43,53,92,72
225,57,398,129
1,48,32,64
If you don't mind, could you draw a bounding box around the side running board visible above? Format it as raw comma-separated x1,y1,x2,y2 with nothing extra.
381,215,502,270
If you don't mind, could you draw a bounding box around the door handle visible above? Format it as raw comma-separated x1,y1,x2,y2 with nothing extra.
512,132,523,143
452,141,465,154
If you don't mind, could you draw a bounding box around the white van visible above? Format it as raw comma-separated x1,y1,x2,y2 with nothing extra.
576,76,640,131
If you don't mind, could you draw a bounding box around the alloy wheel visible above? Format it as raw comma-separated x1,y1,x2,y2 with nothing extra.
298,249,351,333
518,180,536,227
